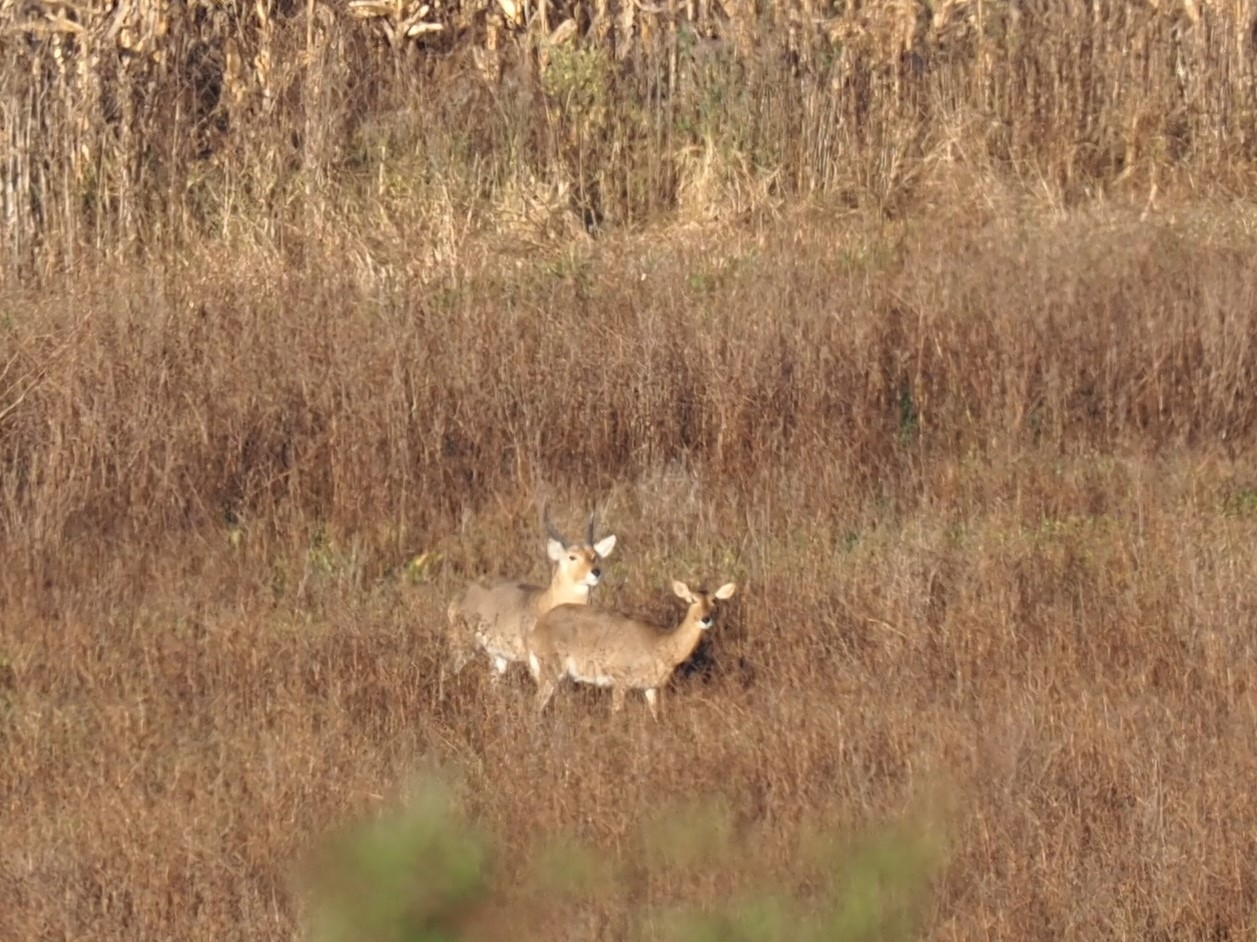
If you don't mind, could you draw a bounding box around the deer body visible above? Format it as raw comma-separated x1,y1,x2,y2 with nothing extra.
443,508,616,692
528,580,736,720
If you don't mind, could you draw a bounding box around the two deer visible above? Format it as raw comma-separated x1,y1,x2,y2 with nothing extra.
445,503,736,720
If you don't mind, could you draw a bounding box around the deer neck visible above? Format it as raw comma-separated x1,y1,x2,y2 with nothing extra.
662,609,706,667
537,576,591,613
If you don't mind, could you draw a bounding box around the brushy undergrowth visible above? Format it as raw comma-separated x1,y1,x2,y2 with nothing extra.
296,770,943,942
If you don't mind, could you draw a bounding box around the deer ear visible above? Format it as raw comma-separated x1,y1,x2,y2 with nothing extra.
594,534,617,557
672,580,695,602
714,582,737,600
546,539,566,561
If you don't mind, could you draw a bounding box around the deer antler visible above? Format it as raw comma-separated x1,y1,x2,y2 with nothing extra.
540,500,567,546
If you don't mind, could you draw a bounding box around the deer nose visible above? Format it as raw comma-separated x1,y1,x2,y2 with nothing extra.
591,567,602,579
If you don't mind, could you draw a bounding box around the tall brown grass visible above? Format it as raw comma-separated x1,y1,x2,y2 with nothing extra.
5,1,1257,940
4,196,1257,940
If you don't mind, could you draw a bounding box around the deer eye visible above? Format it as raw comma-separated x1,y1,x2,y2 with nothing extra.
568,555,577,562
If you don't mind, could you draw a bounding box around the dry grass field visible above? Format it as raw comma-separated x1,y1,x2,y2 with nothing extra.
5,1,1257,940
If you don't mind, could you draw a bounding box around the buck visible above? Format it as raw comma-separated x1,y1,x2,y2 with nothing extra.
528,579,737,720
443,506,617,693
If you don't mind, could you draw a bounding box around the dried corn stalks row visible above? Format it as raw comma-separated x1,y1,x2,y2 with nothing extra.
3,0,1253,105
438,0,1257,88
0,3,243,251
0,1,300,124
2,0,1256,265
0,0,357,263
348,0,446,45
3,1,1251,121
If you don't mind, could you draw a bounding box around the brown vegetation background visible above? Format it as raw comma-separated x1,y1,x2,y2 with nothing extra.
4,0,1257,939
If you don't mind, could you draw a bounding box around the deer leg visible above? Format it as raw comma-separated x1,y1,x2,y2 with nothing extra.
440,621,472,701
535,675,559,715
441,648,471,704
644,688,660,722
489,655,510,682
611,686,626,715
